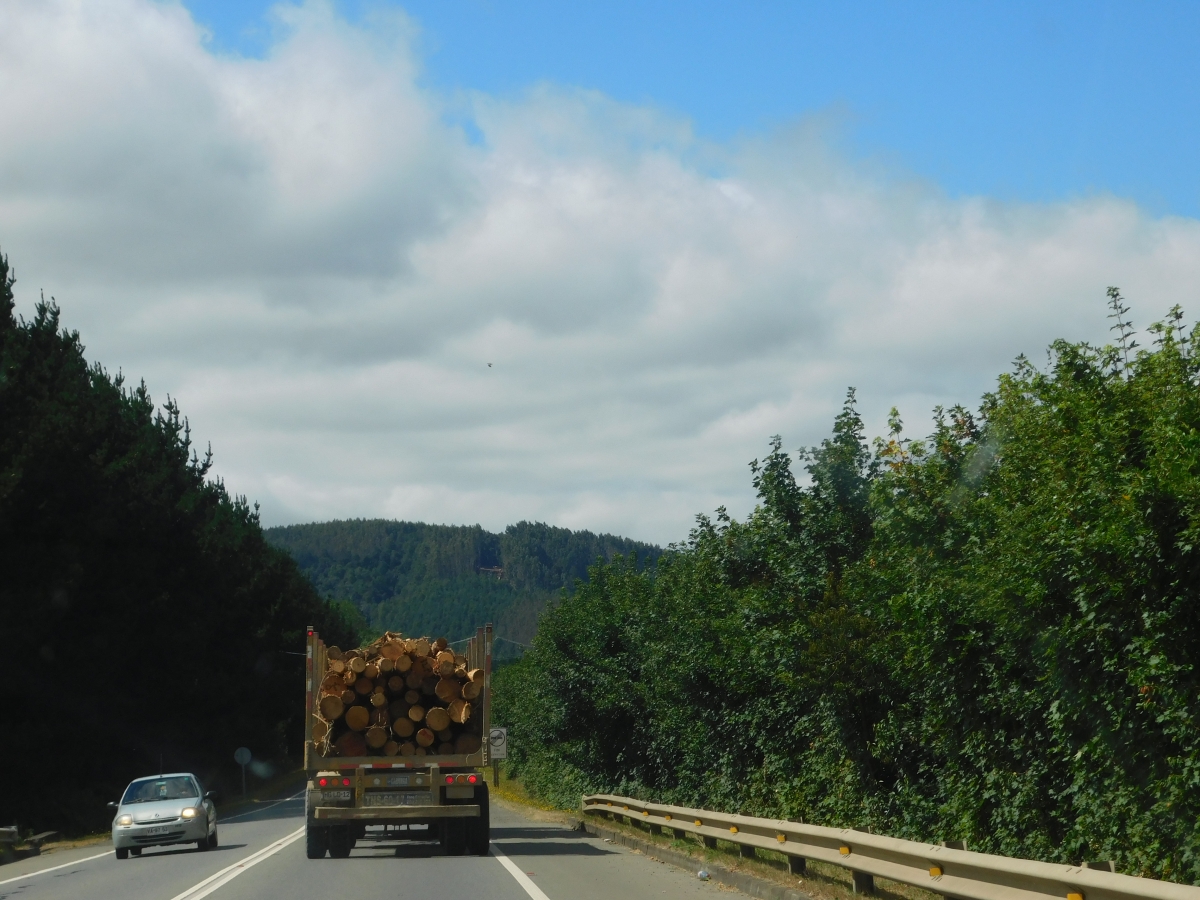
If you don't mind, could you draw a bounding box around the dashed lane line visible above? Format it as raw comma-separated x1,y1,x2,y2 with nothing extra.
492,843,553,900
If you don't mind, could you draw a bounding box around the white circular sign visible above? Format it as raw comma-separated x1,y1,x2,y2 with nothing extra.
488,727,508,760
234,746,252,766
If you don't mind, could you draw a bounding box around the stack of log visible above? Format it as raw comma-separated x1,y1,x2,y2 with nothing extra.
312,632,484,758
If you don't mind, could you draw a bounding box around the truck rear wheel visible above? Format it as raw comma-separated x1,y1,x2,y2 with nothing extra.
328,826,354,858
467,783,490,856
305,824,328,859
442,818,467,856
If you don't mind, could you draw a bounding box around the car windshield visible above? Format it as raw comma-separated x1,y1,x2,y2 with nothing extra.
122,776,198,804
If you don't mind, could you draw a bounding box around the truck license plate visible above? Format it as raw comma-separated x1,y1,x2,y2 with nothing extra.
321,790,352,801
364,792,431,807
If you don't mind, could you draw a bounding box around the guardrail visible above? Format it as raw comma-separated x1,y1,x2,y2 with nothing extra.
582,794,1200,900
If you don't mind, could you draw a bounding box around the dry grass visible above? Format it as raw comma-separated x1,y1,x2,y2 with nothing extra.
593,813,943,900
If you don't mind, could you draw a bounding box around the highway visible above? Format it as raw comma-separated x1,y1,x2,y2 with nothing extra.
0,793,720,900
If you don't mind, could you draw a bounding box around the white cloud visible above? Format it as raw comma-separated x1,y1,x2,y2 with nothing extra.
3,0,1200,545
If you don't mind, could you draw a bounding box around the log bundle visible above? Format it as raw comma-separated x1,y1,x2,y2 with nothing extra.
312,631,485,759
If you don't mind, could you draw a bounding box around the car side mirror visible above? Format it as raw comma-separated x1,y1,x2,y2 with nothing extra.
204,791,216,800
107,801,118,808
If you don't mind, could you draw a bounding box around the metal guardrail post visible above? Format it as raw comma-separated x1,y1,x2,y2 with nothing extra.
853,870,876,894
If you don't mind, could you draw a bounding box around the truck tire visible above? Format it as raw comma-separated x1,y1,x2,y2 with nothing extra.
443,818,467,856
467,783,490,856
328,826,354,858
305,824,327,859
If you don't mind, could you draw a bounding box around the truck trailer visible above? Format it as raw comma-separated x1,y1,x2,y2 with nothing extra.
303,625,493,858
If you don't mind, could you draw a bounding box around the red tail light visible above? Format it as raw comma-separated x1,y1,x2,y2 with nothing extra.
342,778,350,786
318,778,328,787
467,774,477,784
445,775,454,784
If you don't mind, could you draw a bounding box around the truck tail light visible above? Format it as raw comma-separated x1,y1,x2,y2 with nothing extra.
318,778,328,787
467,774,478,784
445,775,454,784
342,778,351,786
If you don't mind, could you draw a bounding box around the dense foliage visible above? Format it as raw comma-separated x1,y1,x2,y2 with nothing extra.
266,519,661,654
0,254,359,835
495,298,1200,881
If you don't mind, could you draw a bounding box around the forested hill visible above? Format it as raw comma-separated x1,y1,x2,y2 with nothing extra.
0,252,358,835
265,519,662,651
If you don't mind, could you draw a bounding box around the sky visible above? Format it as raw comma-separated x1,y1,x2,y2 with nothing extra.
2,1,1199,545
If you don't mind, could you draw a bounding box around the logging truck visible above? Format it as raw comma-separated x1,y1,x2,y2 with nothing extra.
303,624,493,859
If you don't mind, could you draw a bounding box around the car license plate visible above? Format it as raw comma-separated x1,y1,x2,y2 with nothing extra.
321,790,352,801
145,826,168,835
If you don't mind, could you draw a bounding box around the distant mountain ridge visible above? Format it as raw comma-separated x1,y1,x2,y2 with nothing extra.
264,519,662,652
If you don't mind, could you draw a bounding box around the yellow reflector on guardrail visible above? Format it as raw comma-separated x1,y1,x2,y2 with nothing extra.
695,819,702,826
930,866,943,877
840,846,851,856
1067,893,1084,900
730,826,738,834
777,834,786,843
664,815,672,821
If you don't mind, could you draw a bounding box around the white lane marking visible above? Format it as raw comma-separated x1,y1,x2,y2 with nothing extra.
0,850,109,886
219,790,306,822
167,826,304,900
492,844,552,900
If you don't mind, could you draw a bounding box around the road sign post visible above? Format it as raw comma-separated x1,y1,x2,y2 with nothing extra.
489,727,507,787
234,747,252,799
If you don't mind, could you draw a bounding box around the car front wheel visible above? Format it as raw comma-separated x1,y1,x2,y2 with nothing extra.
115,848,129,860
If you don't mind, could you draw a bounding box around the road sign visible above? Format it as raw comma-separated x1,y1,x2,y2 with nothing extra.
488,727,508,760
234,747,252,799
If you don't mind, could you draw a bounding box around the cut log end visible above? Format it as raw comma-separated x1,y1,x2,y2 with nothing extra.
425,706,451,732
345,705,371,732
447,699,472,724
318,695,345,721
334,730,367,757
454,733,482,754
415,727,435,747
435,678,462,703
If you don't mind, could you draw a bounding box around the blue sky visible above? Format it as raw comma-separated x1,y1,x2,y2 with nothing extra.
182,0,1200,218
8,1,1200,541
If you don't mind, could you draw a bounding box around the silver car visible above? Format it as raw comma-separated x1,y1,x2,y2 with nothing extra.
110,773,217,858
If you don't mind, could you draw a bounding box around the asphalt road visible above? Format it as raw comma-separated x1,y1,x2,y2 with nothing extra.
0,793,726,900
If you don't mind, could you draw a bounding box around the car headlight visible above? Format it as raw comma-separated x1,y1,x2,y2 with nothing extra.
181,807,199,819
117,814,132,826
